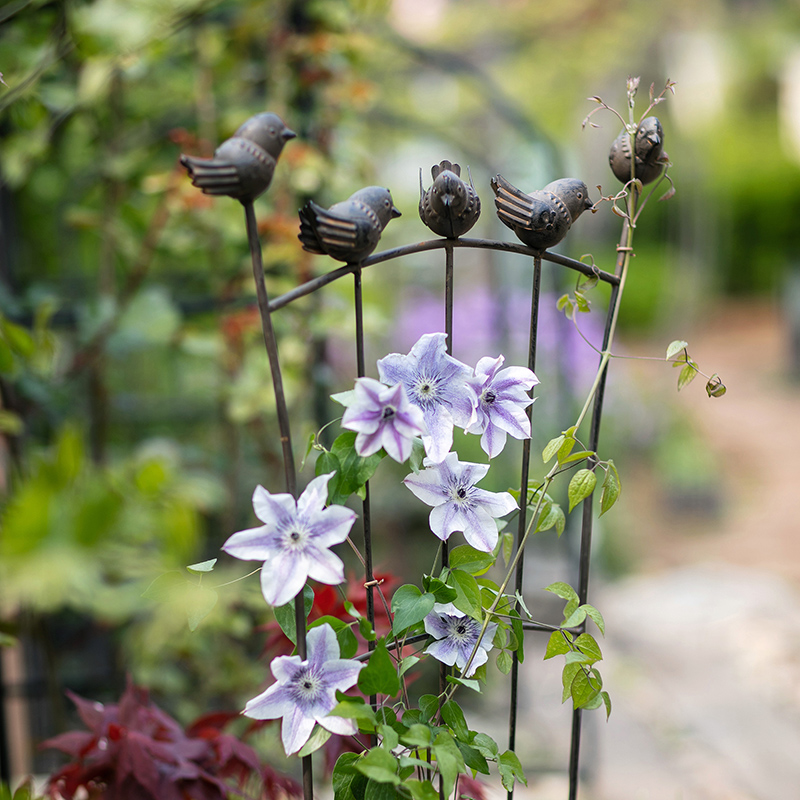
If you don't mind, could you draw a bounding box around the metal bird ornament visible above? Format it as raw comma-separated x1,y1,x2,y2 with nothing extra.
608,115,668,185
298,186,402,263
419,160,481,238
180,112,296,203
490,175,593,252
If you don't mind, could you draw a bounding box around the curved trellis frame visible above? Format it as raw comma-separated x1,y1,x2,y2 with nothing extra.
244,197,625,800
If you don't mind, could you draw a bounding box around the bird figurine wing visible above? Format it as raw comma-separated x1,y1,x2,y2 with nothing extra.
298,201,375,257
491,174,554,233
180,156,241,196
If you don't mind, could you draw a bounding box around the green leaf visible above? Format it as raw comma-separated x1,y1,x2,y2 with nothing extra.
358,639,400,697
0,409,23,435
423,575,458,603
337,625,359,659
497,750,527,791
496,649,513,674
544,630,572,660
408,438,426,474
358,617,377,641
186,558,217,574
558,449,595,467
449,544,495,576
471,732,499,759
298,725,332,756
404,780,438,800
365,780,400,800
333,753,365,800
445,675,482,693
432,731,465,798
567,468,597,512
326,431,384,504
570,667,603,709
399,655,420,676
355,748,400,785
450,569,482,619
379,723,399,751
331,389,357,406
544,582,579,605
400,724,433,748
440,700,469,741
665,339,689,360
186,586,218,631
542,435,565,463
535,501,565,534
574,633,603,663
419,694,440,721
330,696,377,728
562,606,587,629
561,663,582,703
582,604,606,635
456,740,491,775
391,585,435,635
599,461,621,516
556,435,576,463
601,691,612,719
274,585,314,645
316,450,341,478
502,530,514,565
677,361,698,391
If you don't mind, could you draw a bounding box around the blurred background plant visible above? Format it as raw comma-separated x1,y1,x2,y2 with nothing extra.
2,0,799,795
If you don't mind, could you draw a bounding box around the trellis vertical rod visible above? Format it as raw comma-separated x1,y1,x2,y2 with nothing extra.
567,222,628,800
244,201,311,800
353,267,377,718
506,256,541,800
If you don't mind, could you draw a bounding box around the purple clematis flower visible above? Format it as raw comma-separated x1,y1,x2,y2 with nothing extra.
341,377,426,462
423,603,498,677
378,332,476,463
244,623,364,754
222,473,356,607
403,452,517,552
466,355,539,458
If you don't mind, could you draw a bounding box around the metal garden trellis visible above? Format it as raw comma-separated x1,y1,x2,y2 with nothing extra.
238,185,625,800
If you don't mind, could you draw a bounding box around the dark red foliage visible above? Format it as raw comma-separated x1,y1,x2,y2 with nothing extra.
41,679,301,800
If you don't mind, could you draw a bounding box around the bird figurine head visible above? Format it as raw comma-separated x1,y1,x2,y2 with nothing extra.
491,174,592,253
608,115,668,185
419,161,481,238
180,112,296,203
298,186,401,264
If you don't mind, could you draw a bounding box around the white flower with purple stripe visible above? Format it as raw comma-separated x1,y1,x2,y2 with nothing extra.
341,377,426,462
423,603,498,677
403,452,517,553
222,473,356,607
378,332,476,463
243,623,364,755
466,355,539,458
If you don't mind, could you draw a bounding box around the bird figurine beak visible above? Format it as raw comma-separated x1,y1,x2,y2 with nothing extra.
392,206,402,218
283,129,297,142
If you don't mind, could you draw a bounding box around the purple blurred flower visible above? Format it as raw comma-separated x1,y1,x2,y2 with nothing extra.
423,603,498,676
403,452,517,552
341,377,426,462
222,473,356,607
244,623,364,754
378,332,475,463
466,355,539,458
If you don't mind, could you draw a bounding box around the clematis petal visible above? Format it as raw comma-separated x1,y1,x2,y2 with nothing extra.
424,637,460,667
320,659,365,692
260,550,309,607
243,682,295,720
353,428,385,457
221,525,278,561
270,654,304,683
403,469,448,507
460,505,502,553
318,714,358,736
297,473,335,517
304,545,346,587
469,487,517,518
420,409,454,463
306,623,341,669
305,505,357,547
480,421,508,459
282,705,316,755
252,485,297,525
